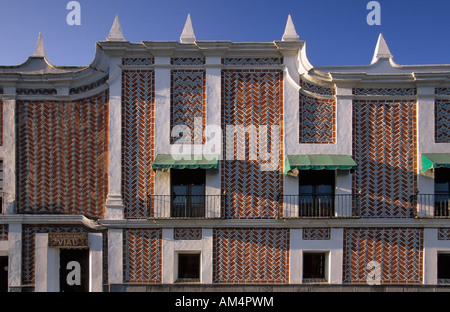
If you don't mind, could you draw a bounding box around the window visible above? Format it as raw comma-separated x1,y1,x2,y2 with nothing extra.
0,160,3,214
299,171,335,217
177,253,200,282
171,169,206,218
303,252,327,283
435,168,450,217
438,253,450,284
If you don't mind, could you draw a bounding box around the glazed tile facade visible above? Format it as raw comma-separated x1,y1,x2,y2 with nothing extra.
0,16,448,292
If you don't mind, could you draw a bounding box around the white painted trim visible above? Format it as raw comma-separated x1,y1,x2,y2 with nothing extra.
162,228,213,284
35,233,59,292
105,56,124,219
8,223,21,288
423,228,450,285
290,228,343,284
88,233,103,292
108,229,123,285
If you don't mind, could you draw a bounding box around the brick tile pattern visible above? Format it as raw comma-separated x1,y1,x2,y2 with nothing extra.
353,100,417,218
174,228,202,240
69,75,109,95
438,228,450,240
16,88,57,96
213,228,290,284
122,70,155,219
0,225,7,241
435,99,450,143
353,88,416,96
123,229,162,283
436,88,450,96
343,228,423,284
301,80,334,96
16,91,109,218
221,70,283,219
22,225,88,285
302,228,331,240
222,58,282,66
171,58,205,65
170,70,206,144
299,93,336,144
122,58,154,66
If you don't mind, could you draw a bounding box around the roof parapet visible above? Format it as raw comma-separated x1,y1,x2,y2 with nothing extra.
282,15,299,41
180,14,196,44
107,15,126,42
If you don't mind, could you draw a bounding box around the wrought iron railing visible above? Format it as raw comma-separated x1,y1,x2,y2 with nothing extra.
146,194,225,219
410,193,450,218
278,194,360,218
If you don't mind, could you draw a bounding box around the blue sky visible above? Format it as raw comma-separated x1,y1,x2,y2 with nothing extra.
0,0,449,67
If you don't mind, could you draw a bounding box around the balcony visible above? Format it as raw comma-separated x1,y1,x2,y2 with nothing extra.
146,194,225,219
278,194,360,218
410,193,450,218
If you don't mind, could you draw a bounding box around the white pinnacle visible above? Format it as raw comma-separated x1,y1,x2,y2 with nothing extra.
282,15,299,41
107,15,125,41
180,14,196,44
371,33,393,64
32,32,48,59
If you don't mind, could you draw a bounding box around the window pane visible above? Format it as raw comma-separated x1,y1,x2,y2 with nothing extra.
299,185,313,195
178,254,200,280
317,184,333,194
438,254,450,280
303,253,325,279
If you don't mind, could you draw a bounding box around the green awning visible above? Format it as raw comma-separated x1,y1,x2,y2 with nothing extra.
151,154,219,170
421,153,450,173
285,155,358,174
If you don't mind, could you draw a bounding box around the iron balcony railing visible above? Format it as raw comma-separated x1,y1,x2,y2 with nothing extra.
278,194,360,218
146,194,225,219
410,193,450,218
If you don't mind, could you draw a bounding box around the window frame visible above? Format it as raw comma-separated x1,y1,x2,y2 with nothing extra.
176,252,201,283
302,251,329,284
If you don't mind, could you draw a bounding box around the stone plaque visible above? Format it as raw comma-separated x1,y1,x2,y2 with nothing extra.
48,233,89,247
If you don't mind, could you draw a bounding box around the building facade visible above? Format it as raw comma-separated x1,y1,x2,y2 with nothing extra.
0,15,449,291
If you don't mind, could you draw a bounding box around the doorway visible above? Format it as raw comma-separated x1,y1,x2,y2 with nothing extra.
59,249,89,292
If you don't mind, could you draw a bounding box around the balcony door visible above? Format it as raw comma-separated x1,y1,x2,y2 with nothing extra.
171,169,206,218
299,170,335,217
435,168,450,217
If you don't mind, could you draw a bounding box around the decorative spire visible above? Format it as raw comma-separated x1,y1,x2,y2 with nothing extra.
282,15,299,41
107,15,125,41
32,32,48,59
180,14,196,44
371,33,393,64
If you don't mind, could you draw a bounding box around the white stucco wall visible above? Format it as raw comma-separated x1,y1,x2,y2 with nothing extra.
424,229,450,285
105,55,124,220
162,228,213,284
290,228,343,285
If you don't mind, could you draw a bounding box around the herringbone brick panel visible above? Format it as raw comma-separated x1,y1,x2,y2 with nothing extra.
221,70,284,219
353,100,417,218
213,228,290,284
16,91,109,218
171,70,206,144
174,228,202,240
123,229,162,283
299,93,336,143
435,99,450,143
122,70,155,219
343,228,423,284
